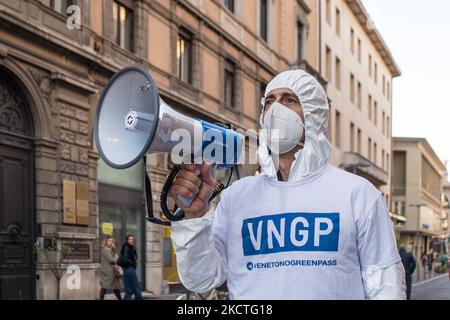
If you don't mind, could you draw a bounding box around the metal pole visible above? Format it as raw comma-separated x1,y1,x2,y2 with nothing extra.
417,206,420,266
410,204,424,282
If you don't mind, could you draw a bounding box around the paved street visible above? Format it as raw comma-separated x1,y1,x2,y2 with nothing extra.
412,274,450,300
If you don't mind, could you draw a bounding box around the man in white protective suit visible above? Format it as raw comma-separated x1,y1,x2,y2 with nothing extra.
168,69,406,300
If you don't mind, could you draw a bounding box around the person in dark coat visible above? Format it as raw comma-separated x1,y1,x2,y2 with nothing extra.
399,245,416,300
119,234,143,300
427,251,434,272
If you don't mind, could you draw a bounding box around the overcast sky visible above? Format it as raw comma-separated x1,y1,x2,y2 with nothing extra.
362,0,450,171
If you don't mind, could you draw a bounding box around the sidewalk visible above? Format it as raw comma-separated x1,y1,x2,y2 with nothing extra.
103,291,180,300
412,265,446,284
103,282,193,300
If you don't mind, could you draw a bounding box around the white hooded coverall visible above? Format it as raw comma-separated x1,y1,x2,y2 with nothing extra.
171,70,406,300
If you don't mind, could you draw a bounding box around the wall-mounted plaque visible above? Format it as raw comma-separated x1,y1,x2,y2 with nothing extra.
63,180,77,225
76,182,89,226
62,243,90,260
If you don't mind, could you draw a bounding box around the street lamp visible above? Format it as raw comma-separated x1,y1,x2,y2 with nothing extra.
410,203,426,281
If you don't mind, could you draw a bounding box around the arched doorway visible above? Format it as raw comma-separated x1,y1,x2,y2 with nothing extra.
0,70,35,299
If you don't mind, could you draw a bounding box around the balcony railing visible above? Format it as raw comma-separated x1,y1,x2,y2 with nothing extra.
393,185,406,196
341,152,388,187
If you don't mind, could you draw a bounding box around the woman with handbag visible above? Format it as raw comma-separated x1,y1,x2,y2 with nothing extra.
100,236,123,300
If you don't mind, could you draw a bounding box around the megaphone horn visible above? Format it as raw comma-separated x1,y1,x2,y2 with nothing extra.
94,66,244,223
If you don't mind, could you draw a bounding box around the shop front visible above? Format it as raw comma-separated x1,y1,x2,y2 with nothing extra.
98,159,146,286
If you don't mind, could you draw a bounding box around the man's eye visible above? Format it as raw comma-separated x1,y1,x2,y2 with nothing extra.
288,98,298,104
265,99,274,107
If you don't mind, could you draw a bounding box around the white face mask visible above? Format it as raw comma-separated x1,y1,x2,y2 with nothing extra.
260,101,305,155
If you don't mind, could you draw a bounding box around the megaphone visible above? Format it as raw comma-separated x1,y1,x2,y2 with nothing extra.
94,66,243,224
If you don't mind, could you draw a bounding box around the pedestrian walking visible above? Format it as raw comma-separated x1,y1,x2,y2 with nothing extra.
447,258,450,281
399,245,416,300
439,253,448,267
427,251,434,272
420,252,427,268
118,234,143,300
100,236,123,300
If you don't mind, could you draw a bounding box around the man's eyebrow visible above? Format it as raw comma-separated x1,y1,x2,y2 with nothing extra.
281,92,299,99
265,92,297,99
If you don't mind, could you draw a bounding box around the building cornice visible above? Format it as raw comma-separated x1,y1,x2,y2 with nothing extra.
297,0,311,14
393,137,447,173
421,189,443,211
389,212,407,222
345,0,401,78
0,3,128,75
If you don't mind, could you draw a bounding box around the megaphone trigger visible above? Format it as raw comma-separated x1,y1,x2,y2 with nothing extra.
176,194,194,209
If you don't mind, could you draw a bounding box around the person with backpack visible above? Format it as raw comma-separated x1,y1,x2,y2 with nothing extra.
118,234,143,300
399,245,416,300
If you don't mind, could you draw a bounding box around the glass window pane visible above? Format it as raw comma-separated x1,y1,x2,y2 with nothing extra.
260,0,268,41
177,34,191,83
99,203,123,250
297,21,303,62
55,0,62,13
225,71,234,106
97,158,144,190
182,41,190,82
119,6,126,49
54,0,69,14
124,7,133,50
177,36,181,77
225,0,235,13
113,2,119,45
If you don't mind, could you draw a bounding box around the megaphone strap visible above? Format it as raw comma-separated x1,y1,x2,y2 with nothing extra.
144,157,171,226
144,155,234,225
159,165,226,222
160,165,186,222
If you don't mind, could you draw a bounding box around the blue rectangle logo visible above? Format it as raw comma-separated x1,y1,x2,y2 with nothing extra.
242,212,340,256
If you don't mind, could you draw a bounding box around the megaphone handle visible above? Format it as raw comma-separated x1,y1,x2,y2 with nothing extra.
175,164,217,209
